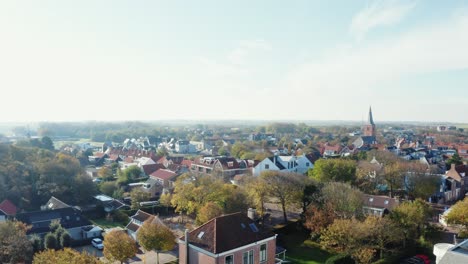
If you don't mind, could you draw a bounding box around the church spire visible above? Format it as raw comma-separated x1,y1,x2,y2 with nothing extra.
368,106,374,125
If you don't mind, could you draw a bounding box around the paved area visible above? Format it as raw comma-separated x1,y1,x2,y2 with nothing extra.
74,244,178,264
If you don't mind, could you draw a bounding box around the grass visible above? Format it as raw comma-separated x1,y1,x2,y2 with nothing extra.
276,224,334,264
90,218,126,229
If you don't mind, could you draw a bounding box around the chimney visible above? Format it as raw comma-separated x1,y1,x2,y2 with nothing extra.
248,208,256,220
451,163,456,170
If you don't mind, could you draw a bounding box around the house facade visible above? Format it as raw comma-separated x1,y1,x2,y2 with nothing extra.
126,210,162,241
178,212,279,264
253,155,314,176
362,195,399,217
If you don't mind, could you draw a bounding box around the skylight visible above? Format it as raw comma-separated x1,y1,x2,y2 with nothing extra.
197,231,205,239
369,198,374,202
241,223,246,229
249,223,259,232
384,200,389,205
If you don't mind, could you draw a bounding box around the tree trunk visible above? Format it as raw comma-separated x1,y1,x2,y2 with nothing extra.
281,200,288,223
156,251,159,264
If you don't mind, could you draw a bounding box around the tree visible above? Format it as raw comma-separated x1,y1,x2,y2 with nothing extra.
364,216,403,259
382,162,405,198
261,171,305,223
137,221,176,264
217,146,228,156
159,192,172,212
245,176,269,217
196,202,224,224
309,159,357,183
446,152,463,169
100,181,119,197
321,182,364,219
33,248,102,264
405,171,440,200
0,221,33,263
30,234,43,252
130,188,151,209
231,142,248,158
98,167,114,181
41,136,55,151
446,197,468,237
391,199,432,242
304,205,335,236
103,230,137,264
44,233,58,250
60,232,71,248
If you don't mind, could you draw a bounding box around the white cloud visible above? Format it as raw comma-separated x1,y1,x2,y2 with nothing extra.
350,0,417,40
226,39,272,65
287,12,468,121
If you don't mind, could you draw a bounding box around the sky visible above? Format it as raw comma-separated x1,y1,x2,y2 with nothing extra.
1,0,468,123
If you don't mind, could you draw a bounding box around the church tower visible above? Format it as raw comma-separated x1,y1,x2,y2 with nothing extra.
362,106,376,137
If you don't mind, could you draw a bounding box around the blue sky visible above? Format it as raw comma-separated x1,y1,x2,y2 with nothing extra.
1,0,467,123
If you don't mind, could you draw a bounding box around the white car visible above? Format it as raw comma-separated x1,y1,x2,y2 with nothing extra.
91,238,104,250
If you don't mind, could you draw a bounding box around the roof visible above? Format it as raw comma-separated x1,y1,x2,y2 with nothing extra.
363,195,399,211
446,164,463,181
16,207,91,234
44,196,71,210
142,163,165,175
439,239,468,264
182,212,275,254
150,169,177,181
267,157,286,170
131,210,155,222
126,222,140,233
0,199,17,216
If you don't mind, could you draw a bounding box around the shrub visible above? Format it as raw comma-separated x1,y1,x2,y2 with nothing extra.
326,254,355,264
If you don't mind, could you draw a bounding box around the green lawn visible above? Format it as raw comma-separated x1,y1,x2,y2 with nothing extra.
277,227,334,264
90,218,126,229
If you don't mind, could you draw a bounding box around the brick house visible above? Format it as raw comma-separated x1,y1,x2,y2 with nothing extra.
178,212,279,264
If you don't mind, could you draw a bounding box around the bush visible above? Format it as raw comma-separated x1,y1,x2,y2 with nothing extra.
61,232,71,248
44,233,57,250
112,210,130,223
326,254,355,264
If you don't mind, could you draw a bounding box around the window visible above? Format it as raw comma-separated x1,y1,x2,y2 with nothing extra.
243,250,254,264
306,162,310,166
260,244,267,262
265,164,269,169
225,255,233,264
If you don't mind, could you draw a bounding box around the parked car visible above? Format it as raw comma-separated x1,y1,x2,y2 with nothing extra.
91,238,104,250
401,254,430,264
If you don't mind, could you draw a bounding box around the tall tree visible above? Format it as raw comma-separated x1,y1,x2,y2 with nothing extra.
137,221,176,264
390,199,432,243
103,230,137,264
0,221,33,263
245,176,269,217
261,171,305,223
196,202,224,224
309,158,357,183
445,197,468,237
321,182,364,219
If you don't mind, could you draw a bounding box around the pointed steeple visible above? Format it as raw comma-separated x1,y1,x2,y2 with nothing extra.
368,106,374,125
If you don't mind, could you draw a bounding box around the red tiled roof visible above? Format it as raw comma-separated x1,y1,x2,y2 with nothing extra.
0,199,17,216
142,164,165,175
182,212,275,254
181,159,192,167
94,152,106,158
150,169,177,181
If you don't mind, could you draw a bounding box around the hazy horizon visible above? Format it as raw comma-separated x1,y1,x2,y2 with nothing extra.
1,1,468,122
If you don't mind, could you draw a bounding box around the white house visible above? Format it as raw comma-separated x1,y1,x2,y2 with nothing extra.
253,155,314,176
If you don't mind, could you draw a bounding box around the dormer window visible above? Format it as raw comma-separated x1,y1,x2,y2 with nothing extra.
369,198,374,202
228,162,234,167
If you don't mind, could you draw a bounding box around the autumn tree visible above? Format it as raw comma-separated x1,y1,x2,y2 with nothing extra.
446,197,468,237
103,230,137,264
0,221,33,263
405,169,440,200
137,221,176,264
309,158,357,183
196,202,224,224
244,176,269,216
391,199,432,243
130,188,151,209
304,205,335,237
321,182,364,219
33,248,102,264
364,216,403,259
98,167,114,181
261,171,305,223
